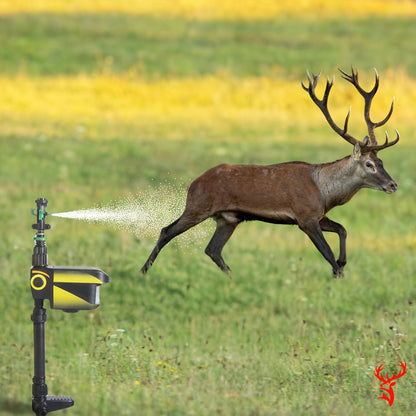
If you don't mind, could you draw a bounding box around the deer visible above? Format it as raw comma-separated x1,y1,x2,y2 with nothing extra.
141,67,399,278
374,362,407,406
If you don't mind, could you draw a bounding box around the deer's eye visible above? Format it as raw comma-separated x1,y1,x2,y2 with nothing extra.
366,161,374,168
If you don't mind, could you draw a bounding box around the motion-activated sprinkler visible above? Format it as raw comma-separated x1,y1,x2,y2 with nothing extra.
30,198,110,416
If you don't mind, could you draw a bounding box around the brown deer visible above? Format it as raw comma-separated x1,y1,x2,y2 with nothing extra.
141,68,399,277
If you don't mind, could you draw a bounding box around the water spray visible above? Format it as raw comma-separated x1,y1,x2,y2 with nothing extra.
30,198,110,416
46,189,210,245
47,190,182,237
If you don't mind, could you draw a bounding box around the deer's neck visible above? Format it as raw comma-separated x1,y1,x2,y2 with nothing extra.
313,156,362,211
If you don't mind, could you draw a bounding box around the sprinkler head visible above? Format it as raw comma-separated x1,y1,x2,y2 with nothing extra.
32,198,51,267
32,197,51,232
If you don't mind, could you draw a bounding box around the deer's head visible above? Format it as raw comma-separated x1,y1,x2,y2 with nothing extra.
302,67,399,194
351,142,397,193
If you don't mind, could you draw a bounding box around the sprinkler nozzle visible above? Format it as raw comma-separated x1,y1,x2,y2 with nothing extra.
32,198,50,267
32,197,51,232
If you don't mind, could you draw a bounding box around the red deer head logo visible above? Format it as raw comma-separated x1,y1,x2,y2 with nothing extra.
374,361,407,406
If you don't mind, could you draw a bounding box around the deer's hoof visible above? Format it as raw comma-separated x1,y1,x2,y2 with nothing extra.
332,267,344,279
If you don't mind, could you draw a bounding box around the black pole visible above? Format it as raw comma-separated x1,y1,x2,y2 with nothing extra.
31,198,74,415
31,299,48,416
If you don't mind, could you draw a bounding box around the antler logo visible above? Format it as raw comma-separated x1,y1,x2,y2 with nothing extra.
374,361,407,406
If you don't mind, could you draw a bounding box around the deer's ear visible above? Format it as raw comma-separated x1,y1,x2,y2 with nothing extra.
352,143,361,160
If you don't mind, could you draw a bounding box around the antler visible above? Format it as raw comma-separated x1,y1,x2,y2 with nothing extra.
374,362,407,384
374,364,388,384
389,361,407,381
338,67,393,144
301,71,358,147
301,68,400,153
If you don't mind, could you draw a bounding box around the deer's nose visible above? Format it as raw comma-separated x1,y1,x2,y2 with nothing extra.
386,180,398,193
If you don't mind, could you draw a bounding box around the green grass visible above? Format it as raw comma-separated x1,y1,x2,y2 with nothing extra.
1,7,416,416
2,14,416,78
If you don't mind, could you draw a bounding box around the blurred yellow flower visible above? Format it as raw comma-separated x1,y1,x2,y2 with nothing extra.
2,0,416,19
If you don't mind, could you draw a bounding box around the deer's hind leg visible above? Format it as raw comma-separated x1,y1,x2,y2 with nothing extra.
205,213,240,275
141,211,209,274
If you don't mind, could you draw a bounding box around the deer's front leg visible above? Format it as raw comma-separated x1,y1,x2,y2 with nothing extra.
319,216,347,273
298,220,343,278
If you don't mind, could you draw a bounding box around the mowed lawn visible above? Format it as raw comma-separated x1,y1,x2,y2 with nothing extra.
0,1,415,415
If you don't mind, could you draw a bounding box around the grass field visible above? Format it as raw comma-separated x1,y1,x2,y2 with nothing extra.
0,1,415,415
